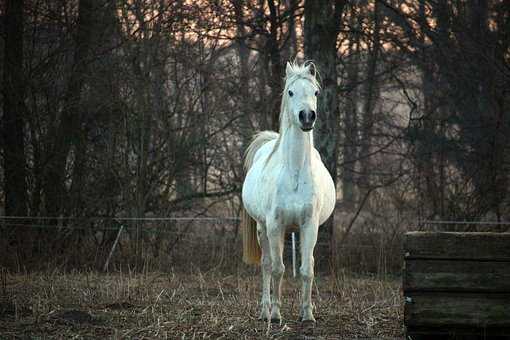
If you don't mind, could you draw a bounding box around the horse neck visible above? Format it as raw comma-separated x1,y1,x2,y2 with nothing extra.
279,120,314,172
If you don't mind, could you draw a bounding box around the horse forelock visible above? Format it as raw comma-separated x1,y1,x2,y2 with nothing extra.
283,61,321,92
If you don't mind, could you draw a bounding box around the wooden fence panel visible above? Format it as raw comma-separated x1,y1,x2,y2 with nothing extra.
404,231,510,338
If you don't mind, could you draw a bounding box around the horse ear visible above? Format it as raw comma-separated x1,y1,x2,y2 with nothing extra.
286,62,293,76
308,63,316,77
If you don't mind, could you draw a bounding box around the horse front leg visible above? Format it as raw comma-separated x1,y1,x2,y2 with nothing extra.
257,226,271,321
299,223,319,323
267,222,285,323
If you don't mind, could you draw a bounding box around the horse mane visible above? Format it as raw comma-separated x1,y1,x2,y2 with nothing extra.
265,60,321,165
244,130,279,171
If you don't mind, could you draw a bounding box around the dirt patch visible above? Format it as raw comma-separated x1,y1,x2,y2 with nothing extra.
104,301,136,310
0,270,404,339
49,310,97,325
0,298,31,320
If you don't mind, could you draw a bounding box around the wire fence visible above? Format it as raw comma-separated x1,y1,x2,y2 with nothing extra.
0,216,392,249
0,216,241,221
420,220,510,225
1,216,245,272
0,215,414,275
416,219,510,232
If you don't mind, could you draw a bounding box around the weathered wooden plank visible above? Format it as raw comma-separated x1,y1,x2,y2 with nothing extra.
404,293,510,328
406,326,510,338
404,232,510,260
404,259,510,292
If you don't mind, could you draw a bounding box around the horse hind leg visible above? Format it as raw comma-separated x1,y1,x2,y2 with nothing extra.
257,225,271,321
267,222,285,324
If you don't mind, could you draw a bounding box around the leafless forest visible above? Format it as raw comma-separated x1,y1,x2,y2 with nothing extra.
0,0,509,337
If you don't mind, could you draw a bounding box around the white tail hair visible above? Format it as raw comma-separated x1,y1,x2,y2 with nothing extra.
241,131,278,264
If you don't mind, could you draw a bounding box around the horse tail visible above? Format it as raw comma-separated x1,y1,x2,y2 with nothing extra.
242,131,278,265
241,207,260,264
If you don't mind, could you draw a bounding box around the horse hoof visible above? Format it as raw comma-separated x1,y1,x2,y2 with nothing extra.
270,318,281,324
301,319,316,326
258,311,270,322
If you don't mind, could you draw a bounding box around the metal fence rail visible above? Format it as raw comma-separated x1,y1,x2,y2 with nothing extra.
420,220,510,225
0,215,405,274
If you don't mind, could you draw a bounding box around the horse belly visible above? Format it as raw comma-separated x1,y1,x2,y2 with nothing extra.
241,170,265,222
316,166,336,226
242,151,276,223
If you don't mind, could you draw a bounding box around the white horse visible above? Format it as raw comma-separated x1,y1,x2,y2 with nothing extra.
241,61,336,323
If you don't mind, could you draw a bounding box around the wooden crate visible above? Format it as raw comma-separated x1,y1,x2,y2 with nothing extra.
403,232,510,339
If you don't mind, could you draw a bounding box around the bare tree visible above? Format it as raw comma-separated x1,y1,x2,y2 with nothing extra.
44,0,100,217
2,0,28,217
304,0,347,252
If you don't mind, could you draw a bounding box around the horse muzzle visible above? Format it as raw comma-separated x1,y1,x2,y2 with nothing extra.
299,109,316,131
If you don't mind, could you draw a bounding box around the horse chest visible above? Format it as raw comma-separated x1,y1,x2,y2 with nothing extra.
276,170,313,197
272,171,316,225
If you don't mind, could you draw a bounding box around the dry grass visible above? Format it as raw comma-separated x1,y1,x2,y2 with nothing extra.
0,268,403,339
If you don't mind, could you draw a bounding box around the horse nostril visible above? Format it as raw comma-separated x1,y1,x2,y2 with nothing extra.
299,110,305,122
310,110,316,121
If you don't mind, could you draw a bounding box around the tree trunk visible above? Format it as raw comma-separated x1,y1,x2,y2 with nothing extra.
267,0,283,131
234,0,253,148
304,0,346,262
44,0,97,217
283,0,298,61
342,8,361,210
415,0,439,219
2,0,28,218
358,1,381,205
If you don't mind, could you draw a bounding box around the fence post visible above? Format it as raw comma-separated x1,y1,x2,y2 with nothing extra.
104,224,124,272
292,232,296,278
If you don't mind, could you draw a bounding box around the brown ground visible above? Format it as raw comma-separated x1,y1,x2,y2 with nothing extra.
0,269,403,339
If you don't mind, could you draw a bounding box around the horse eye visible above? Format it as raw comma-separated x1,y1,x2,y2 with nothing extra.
288,90,293,97
315,91,319,96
